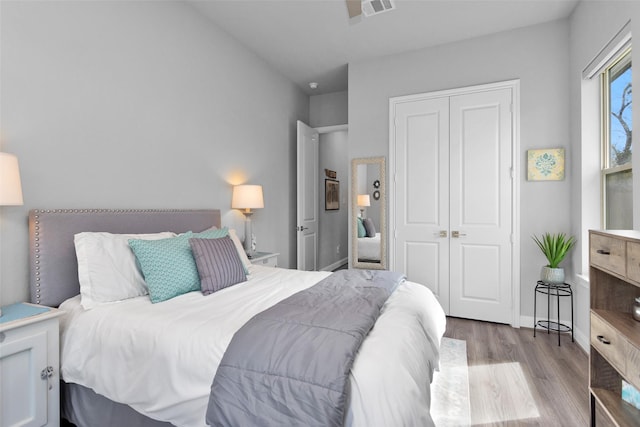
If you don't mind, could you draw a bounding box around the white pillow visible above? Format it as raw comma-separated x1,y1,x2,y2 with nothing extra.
74,231,176,309
228,228,252,274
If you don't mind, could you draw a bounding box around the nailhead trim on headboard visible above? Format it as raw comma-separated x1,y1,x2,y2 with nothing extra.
29,209,222,306
30,209,190,304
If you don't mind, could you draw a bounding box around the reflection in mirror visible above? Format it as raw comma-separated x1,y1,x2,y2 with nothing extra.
351,157,386,270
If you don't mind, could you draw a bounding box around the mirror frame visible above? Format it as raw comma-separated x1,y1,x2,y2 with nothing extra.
351,156,386,270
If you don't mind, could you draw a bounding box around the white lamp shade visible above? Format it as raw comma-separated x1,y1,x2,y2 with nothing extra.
0,152,24,206
232,185,264,211
357,194,371,207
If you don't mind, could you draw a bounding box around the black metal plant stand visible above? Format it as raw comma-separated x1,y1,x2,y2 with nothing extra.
533,280,574,346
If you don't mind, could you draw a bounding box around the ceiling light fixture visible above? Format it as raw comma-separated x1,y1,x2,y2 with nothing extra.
309,82,318,90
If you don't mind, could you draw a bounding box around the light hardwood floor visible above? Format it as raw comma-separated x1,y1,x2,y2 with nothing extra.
444,317,590,426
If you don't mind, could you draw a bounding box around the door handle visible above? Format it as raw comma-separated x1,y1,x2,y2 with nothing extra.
452,231,467,238
438,230,447,238
297,226,309,232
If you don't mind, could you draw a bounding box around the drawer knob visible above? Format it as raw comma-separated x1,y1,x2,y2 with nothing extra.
597,335,611,345
596,249,611,255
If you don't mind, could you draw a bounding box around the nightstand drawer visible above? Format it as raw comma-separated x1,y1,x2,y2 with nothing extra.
591,312,626,374
591,233,626,277
254,257,277,267
249,252,279,268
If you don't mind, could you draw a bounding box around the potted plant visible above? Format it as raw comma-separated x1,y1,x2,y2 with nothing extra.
532,232,576,284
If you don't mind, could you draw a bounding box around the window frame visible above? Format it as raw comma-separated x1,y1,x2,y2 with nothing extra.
601,47,632,228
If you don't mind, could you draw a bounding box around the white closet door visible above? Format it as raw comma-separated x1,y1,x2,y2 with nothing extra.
393,97,450,312
391,84,515,324
448,88,513,323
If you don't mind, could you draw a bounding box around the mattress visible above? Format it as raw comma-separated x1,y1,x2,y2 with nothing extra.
59,265,446,426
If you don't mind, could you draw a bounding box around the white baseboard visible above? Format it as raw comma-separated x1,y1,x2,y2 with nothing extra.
320,258,348,272
520,315,589,353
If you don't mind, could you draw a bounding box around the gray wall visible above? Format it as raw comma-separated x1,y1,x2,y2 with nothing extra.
310,91,349,270
568,1,640,347
310,91,348,128
348,19,572,326
318,131,348,270
0,0,309,306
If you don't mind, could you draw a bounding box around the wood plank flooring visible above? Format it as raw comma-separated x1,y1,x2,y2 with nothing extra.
444,317,590,426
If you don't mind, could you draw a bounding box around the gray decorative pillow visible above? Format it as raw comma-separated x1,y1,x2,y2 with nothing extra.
363,218,376,238
189,236,247,295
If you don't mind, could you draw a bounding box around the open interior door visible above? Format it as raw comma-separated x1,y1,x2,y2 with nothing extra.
296,120,319,270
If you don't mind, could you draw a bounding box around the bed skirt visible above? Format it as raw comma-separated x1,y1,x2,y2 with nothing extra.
61,381,172,427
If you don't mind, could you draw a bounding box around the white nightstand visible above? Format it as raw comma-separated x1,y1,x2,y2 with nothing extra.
249,251,280,267
0,303,63,427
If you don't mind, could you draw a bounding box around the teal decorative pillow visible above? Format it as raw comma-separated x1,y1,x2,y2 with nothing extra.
357,217,366,238
193,227,229,240
129,227,229,303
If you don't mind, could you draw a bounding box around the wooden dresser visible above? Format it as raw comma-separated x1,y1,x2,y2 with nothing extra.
590,230,640,426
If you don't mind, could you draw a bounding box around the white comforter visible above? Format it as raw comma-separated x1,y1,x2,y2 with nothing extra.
59,265,446,427
358,232,381,261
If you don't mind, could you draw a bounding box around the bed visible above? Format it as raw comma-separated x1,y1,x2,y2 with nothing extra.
28,209,446,427
357,232,381,262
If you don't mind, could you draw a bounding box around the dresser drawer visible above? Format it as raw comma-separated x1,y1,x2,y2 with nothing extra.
591,312,626,374
627,242,640,284
591,233,626,277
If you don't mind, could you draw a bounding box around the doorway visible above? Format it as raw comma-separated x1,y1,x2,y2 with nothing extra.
296,121,348,271
389,80,520,325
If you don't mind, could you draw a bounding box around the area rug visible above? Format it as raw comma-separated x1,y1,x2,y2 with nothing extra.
431,337,471,426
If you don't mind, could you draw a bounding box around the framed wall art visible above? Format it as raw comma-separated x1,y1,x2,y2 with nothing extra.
527,148,565,181
325,179,339,210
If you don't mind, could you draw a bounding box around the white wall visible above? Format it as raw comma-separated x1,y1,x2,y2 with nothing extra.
569,1,640,349
349,20,572,327
0,0,309,306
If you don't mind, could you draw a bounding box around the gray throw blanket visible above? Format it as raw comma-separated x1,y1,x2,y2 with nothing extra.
206,269,406,427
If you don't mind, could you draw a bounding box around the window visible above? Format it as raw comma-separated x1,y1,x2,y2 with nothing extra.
602,48,632,229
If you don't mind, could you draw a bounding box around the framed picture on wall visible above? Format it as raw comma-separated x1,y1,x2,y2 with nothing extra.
527,148,565,181
325,179,339,210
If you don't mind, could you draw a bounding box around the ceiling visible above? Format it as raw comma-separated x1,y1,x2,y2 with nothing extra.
188,0,580,95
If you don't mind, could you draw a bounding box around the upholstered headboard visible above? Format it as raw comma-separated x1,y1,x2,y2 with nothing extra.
29,209,221,307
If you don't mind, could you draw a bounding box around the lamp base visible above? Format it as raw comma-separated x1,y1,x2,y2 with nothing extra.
243,212,256,258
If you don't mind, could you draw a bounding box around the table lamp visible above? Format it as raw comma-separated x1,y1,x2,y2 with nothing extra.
0,152,24,317
357,194,370,218
232,184,264,258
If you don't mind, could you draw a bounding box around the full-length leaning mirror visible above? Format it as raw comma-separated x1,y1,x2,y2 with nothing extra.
351,157,386,270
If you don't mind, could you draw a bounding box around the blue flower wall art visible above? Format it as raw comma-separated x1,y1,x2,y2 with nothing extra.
527,148,565,181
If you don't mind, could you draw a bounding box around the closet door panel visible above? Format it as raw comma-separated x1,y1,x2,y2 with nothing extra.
449,88,513,324
393,97,450,311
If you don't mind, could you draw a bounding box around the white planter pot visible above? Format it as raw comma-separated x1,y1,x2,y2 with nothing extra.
540,266,565,284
